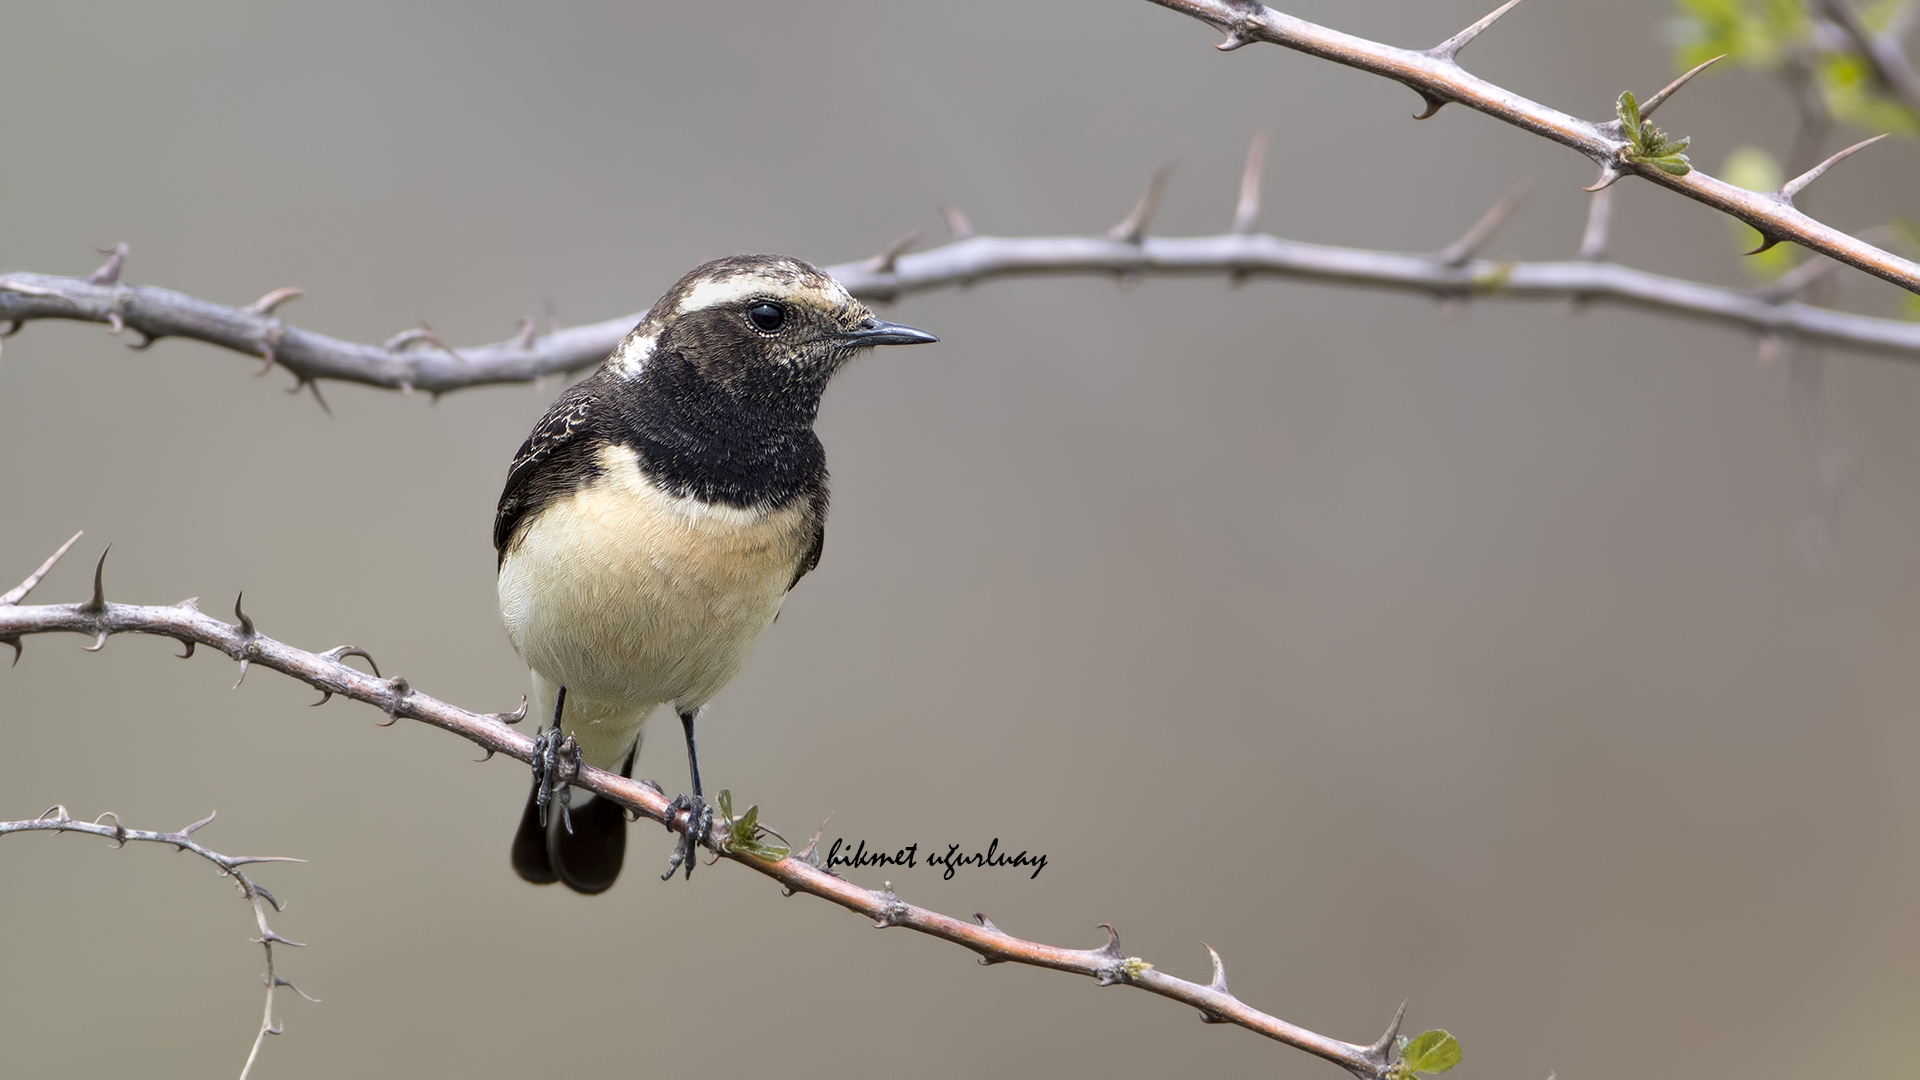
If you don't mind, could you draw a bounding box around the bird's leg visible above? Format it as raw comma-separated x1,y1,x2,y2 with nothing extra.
532,685,580,832
661,706,713,881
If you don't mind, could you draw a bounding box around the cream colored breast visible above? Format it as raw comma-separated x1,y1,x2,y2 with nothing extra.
497,444,809,714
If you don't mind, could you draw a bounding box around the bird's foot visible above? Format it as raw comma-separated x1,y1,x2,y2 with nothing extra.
531,728,582,832
660,793,712,881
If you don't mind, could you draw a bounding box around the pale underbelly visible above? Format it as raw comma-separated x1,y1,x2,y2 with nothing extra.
497,448,808,716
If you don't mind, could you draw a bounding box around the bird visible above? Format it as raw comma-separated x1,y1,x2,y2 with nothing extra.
494,254,938,893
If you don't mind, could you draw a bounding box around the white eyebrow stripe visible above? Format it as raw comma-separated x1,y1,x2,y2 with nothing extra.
676,274,770,315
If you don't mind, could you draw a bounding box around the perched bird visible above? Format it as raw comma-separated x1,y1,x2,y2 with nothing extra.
494,254,938,893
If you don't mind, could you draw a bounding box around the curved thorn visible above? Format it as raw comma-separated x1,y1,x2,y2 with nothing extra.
1215,30,1252,51
939,203,975,240
488,695,529,724
175,637,195,659
511,317,537,350
1231,129,1269,235
104,311,123,335
1,318,22,337
260,931,307,947
85,629,108,652
3,637,18,666
2,529,84,606
87,243,128,286
245,286,303,315
1413,91,1449,120
126,330,158,351
84,543,111,613
181,810,216,837
318,645,381,678
1583,166,1624,192
1429,0,1527,61
1439,176,1531,267
1745,233,1786,256
304,378,332,416
1095,922,1124,960
234,593,256,638
1778,133,1889,202
973,911,1002,933
310,688,334,707
178,596,200,612
474,746,497,762
94,811,126,847
1204,943,1230,994
1366,999,1410,1060
1109,164,1173,244
1639,54,1725,119
234,658,250,687
276,978,321,1003
39,804,71,823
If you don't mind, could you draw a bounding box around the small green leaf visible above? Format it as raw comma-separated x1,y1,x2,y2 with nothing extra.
1400,1030,1462,1076
1618,90,1643,135
1647,153,1694,175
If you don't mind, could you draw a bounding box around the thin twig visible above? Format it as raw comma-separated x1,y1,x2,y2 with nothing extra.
1142,0,1920,294
0,540,1407,1076
0,806,310,1080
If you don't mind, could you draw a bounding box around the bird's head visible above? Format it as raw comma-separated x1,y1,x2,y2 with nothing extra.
606,255,936,415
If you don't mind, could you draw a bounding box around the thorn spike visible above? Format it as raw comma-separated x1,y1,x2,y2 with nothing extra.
245,286,303,315
1232,130,1269,235
1367,999,1410,1060
1412,91,1449,120
1108,165,1173,244
1584,166,1624,192
1778,133,1889,202
87,243,128,286
1745,234,1785,256
234,593,256,638
939,203,975,240
1204,943,1230,994
1639,54,1725,119
2,530,84,606
1578,185,1614,262
85,543,111,613
1430,0,1527,61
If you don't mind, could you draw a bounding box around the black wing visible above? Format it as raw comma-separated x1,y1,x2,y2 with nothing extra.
788,508,825,592
493,384,598,562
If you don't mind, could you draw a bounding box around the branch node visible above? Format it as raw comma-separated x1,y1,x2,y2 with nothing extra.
871,883,907,927
94,811,127,847
511,317,537,351
862,231,921,275
380,677,412,726
87,243,128,286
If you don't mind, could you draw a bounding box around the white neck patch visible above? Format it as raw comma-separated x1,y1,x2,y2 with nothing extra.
606,328,657,377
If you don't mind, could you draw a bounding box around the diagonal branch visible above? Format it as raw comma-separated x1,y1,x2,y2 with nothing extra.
1141,0,1920,294
0,538,1407,1077
1,805,311,1080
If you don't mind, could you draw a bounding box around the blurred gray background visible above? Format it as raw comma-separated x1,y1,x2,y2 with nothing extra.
4,2,1919,1077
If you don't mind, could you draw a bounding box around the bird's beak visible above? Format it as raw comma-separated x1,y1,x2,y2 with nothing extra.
840,318,940,347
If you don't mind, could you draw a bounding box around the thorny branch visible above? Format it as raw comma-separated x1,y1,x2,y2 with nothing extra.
0,803,311,1080
4,156,1919,400
1143,0,1920,294
0,537,1411,1079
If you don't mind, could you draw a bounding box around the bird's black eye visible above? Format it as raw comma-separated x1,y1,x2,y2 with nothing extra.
747,302,786,333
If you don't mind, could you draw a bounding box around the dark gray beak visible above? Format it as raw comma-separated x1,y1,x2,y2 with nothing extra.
841,318,940,347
